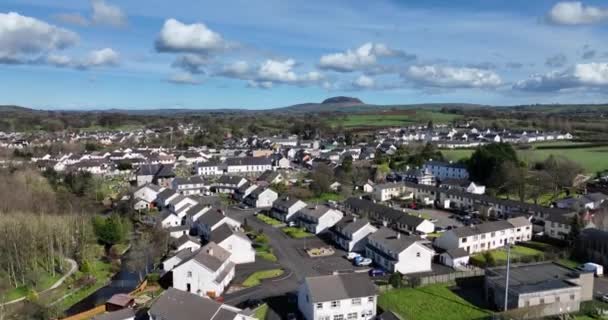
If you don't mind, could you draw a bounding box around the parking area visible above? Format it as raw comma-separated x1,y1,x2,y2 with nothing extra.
417,208,464,229
595,277,608,298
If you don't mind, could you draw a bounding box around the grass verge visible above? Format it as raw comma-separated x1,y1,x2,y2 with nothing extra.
281,227,314,239
254,304,269,320
256,214,283,226
242,269,284,287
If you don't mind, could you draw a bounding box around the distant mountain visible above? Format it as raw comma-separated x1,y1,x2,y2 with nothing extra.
321,96,364,105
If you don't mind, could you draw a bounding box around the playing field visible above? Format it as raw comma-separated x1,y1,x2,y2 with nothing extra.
330,111,461,128
441,145,608,174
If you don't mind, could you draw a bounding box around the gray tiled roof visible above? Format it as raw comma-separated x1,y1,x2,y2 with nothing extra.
149,288,225,320
304,273,376,303
92,308,134,320
367,227,421,254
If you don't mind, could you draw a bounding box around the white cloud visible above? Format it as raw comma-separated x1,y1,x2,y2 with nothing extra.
545,53,568,67
167,72,201,85
405,65,502,88
247,80,273,89
514,62,608,91
84,48,119,67
91,0,127,27
217,58,324,88
172,54,209,74
353,75,375,88
155,18,228,53
319,42,415,72
220,60,250,78
0,12,78,62
46,54,73,67
53,13,89,26
548,1,608,25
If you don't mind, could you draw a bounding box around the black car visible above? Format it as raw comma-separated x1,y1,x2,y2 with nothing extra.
241,298,263,309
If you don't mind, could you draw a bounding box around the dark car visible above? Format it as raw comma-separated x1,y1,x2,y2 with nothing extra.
369,268,386,277
241,298,263,309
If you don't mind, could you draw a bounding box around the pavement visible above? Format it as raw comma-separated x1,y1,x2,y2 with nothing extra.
594,276,608,299
224,207,367,307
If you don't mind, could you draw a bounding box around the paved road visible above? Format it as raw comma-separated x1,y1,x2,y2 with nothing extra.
594,277,608,298
1,258,77,306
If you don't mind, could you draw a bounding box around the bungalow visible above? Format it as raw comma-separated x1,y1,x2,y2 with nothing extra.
298,205,344,234
208,224,255,264
365,227,435,274
439,248,470,269
166,225,190,239
297,273,377,320
148,288,255,320
270,197,307,222
332,217,378,252
244,188,278,208
171,242,235,298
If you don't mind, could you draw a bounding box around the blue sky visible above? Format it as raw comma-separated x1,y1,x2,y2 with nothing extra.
2,0,608,109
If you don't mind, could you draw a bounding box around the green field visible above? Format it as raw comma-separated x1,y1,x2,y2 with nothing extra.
378,284,491,320
281,227,314,239
441,145,608,174
330,111,461,128
256,214,283,226
470,245,544,266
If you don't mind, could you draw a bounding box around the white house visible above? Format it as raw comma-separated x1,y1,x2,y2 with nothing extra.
423,161,469,180
166,225,190,239
297,205,344,234
171,242,235,298
270,197,307,222
297,273,377,320
244,188,278,208
212,175,247,194
439,248,470,269
225,157,273,174
156,188,179,207
365,227,435,274
133,184,164,210
373,183,410,202
162,247,196,271
434,217,532,254
332,217,378,252
159,211,182,228
196,209,241,240
171,176,209,196
209,224,255,264
173,234,201,252
395,214,435,235
148,288,255,320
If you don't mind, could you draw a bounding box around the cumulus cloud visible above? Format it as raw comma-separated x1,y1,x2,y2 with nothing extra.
319,42,415,72
514,62,608,91
353,75,375,89
91,0,127,27
218,60,250,78
53,13,89,26
548,1,608,25
217,58,324,88
0,12,79,63
167,72,201,85
404,65,502,88
46,54,73,67
155,18,229,54
83,48,119,67
545,53,568,67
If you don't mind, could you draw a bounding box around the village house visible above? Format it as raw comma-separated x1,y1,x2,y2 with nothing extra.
331,217,378,252
208,224,255,264
270,197,307,222
373,183,410,202
173,234,201,252
422,161,469,180
133,184,164,210
244,187,278,208
211,175,247,194
148,288,254,320
297,205,344,234
365,227,435,274
297,273,377,320
171,176,209,196
195,208,241,240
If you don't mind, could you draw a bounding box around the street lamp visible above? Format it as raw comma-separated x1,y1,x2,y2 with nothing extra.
504,239,511,312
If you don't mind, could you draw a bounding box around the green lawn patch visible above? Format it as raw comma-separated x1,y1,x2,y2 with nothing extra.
307,192,344,203
281,227,314,239
256,214,282,226
471,245,544,266
557,258,582,269
0,269,64,301
378,284,491,320
253,304,269,320
329,111,462,128
242,269,284,287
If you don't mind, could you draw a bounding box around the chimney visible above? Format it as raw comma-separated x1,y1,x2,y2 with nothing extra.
382,220,388,227
396,232,401,239
353,216,357,222
207,248,214,256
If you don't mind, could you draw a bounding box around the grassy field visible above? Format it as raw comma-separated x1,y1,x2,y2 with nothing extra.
242,269,284,287
378,284,491,320
256,214,283,226
330,111,461,128
0,271,63,301
470,245,544,266
281,227,314,239
307,192,345,204
441,145,608,173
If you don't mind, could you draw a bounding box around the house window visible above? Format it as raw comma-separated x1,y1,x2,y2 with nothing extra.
570,294,575,300
416,252,421,258
187,271,192,278
351,298,361,306
347,313,357,320
333,315,344,320
316,303,323,310
368,296,374,303
539,298,545,304
320,317,330,320
461,238,467,243
331,301,340,308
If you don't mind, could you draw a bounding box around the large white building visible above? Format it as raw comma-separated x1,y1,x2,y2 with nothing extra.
434,217,532,254
423,161,469,180
365,227,435,274
298,273,377,320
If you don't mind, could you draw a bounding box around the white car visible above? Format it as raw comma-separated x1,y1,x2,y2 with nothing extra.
346,252,361,260
355,258,373,266
602,295,608,303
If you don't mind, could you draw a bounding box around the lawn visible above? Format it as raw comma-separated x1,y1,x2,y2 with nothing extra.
0,268,64,301
557,258,582,269
253,304,269,320
470,245,544,266
281,227,314,239
256,214,283,226
378,284,491,320
242,269,284,287
307,192,345,203
330,111,461,128
441,145,608,174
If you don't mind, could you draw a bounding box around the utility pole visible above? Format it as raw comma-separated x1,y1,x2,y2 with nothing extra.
504,240,511,312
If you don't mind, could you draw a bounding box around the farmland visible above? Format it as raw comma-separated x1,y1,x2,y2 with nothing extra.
329,110,462,128
441,144,608,174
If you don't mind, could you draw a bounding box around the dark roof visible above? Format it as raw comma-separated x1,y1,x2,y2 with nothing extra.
185,203,210,218
368,227,423,254
208,223,234,244
486,262,583,295
149,288,228,320
345,198,424,228
257,170,280,183
92,308,135,320
304,273,376,303
196,208,225,227
374,311,403,320
158,188,177,200
444,248,469,259
106,293,133,307
273,197,303,209
137,164,160,176
452,220,515,238
173,176,206,185
217,175,245,185
173,234,200,248
299,205,333,219
226,157,272,166
333,217,372,237
191,242,231,271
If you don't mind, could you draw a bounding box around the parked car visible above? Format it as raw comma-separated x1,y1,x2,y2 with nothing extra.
354,256,373,266
577,263,604,277
369,269,386,277
288,221,297,227
346,252,361,260
602,294,608,303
